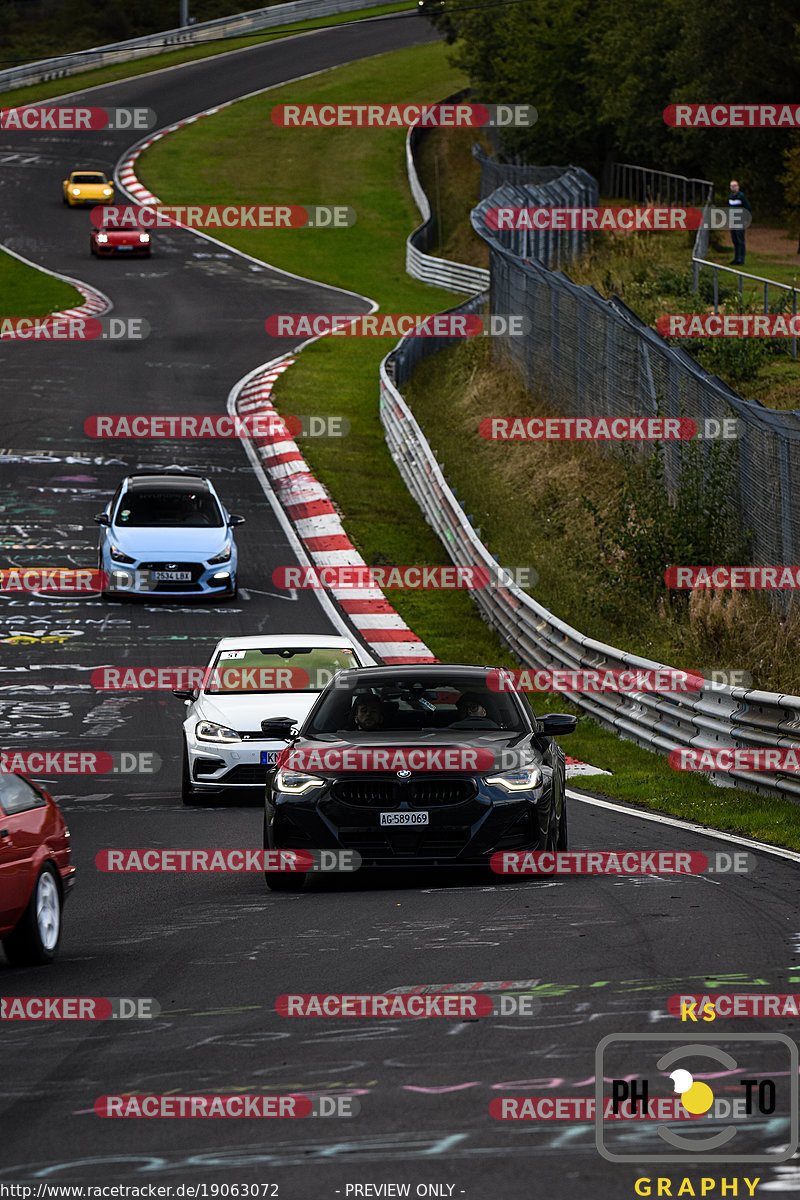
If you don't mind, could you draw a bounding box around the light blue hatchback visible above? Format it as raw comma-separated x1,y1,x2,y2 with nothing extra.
95,471,244,600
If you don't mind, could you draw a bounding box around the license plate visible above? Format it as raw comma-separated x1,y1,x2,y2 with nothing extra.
152,570,191,581
116,245,133,251
261,751,279,765
380,811,429,826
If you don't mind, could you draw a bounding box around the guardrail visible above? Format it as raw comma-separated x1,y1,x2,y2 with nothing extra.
692,257,800,360
610,163,714,209
380,320,800,803
405,123,490,294
0,0,402,92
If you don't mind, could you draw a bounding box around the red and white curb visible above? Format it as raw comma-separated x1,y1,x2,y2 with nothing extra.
116,105,436,666
234,360,436,664
565,756,611,779
0,244,110,339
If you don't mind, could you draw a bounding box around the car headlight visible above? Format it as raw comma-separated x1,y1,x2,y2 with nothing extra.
103,188,113,196
138,232,150,243
208,544,231,564
275,768,324,795
71,187,81,195
485,765,544,794
109,543,135,564
96,232,109,243
196,721,241,743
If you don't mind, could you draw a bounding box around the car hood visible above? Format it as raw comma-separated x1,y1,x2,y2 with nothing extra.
284,730,539,773
109,527,229,555
195,691,320,733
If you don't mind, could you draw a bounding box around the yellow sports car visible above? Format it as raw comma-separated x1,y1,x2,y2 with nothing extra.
62,171,114,207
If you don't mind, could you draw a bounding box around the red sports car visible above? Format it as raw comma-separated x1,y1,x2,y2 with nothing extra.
91,225,151,257
0,774,76,966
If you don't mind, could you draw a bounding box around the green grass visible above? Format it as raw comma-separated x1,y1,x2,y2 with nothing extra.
125,42,800,849
0,3,413,110
0,247,82,316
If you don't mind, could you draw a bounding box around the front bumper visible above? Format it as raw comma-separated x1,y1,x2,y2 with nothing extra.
186,735,284,792
266,776,551,866
101,555,236,599
94,242,150,256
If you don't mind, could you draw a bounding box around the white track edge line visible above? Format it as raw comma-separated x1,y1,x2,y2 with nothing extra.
567,787,800,866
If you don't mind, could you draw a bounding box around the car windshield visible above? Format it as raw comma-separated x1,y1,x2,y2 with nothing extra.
73,173,106,183
308,678,525,734
204,647,359,694
115,489,223,527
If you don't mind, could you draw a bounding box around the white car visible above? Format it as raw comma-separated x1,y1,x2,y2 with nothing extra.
174,634,370,804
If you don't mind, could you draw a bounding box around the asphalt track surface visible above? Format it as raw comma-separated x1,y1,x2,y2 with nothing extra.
1,14,800,1198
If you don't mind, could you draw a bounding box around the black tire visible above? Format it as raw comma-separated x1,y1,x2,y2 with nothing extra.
2,864,62,966
181,739,198,806
545,804,559,852
557,797,569,850
265,871,306,892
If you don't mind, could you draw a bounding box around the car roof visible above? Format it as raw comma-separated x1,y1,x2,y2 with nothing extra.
213,634,358,651
330,664,504,683
124,475,211,493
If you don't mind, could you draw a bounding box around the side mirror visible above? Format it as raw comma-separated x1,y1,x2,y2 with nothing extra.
93,513,110,526
538,713,577,736
172,688,197,701
228,514,246,527
261,716,297,739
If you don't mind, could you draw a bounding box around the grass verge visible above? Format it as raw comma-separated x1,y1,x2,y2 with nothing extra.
136,41,800,849
0,247,82,316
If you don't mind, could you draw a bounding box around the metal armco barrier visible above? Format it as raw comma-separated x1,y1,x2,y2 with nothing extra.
381,134,800,803
405,124,490,294
0,0,401,92
472,173,598,269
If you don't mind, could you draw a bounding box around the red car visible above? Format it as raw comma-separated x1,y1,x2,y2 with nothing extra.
91,225,151,257
0,774,76,966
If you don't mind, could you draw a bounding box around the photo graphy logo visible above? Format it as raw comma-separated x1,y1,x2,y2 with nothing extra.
596,1033,798,1163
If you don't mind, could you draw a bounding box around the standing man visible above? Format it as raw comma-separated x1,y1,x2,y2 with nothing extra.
728,179,751,265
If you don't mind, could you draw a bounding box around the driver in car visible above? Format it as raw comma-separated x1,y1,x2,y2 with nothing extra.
352,694,385,730
451,692,498,728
